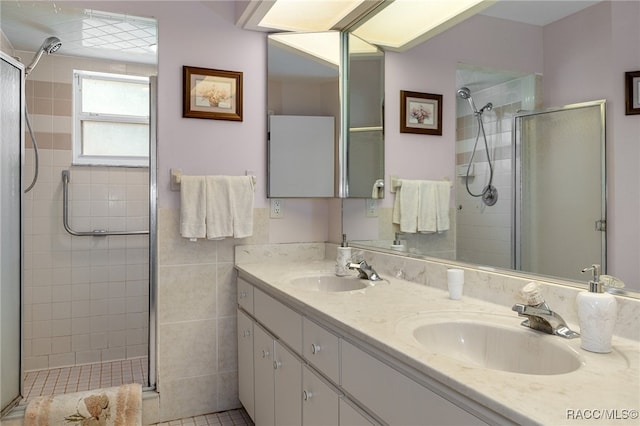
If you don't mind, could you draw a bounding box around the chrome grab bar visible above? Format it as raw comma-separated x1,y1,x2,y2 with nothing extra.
62,170,149,237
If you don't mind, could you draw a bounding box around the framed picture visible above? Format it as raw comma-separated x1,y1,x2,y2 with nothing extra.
400,90,443,135
625,71,640,115
183,66,243,121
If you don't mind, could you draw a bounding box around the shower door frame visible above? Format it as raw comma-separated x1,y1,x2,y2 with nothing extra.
512,99,607,279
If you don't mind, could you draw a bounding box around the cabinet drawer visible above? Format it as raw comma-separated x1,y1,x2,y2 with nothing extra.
254,288,303,354
303,317,340,384
302,365,340,426
341,341,487,426
237,278,254,314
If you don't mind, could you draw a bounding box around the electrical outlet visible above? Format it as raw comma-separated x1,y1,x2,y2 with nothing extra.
365,199,378,218
270,199,284,218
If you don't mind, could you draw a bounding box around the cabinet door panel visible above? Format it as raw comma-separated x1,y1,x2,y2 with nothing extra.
254,325,275,426
237,278,254,313
303,317,340,384
237,309,255,421
274,342,302,426
302,366,339,426
339,399,377,426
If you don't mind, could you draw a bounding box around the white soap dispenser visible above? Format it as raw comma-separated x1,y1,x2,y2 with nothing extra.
577,264,617,353
335,234,352,276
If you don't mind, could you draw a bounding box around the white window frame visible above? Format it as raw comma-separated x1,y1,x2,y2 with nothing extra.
73,70,150,167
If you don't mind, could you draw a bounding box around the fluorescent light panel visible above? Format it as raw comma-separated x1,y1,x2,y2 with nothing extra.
260,0,365,32
353,0,491,50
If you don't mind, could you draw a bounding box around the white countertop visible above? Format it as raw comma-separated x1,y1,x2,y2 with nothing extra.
236,260,640,426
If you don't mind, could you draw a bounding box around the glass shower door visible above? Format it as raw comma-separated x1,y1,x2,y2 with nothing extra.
514,101,606,281
1,53,23,413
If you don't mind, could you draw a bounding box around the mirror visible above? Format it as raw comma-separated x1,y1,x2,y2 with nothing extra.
343,1,639,294
267,32,384,198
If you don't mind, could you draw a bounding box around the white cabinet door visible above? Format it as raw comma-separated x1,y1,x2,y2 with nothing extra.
339,399,377,426
254,324,275,426
302,365,340,426
237,309,255,421
274,341,302,426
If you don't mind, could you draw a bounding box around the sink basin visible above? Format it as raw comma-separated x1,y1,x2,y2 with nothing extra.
288,275,368,292
400,314,584,375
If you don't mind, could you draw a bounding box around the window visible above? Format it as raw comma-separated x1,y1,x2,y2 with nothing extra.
73,70,150,167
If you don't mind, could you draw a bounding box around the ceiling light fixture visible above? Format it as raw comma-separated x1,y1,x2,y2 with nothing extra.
259,0,365,32
352,0,495,51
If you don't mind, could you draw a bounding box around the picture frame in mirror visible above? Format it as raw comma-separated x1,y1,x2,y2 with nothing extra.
400,90,443,135
625,70,640,115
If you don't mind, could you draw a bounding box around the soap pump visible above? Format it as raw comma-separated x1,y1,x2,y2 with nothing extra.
391,232,406,251
335,234,352,277
577,264,617,353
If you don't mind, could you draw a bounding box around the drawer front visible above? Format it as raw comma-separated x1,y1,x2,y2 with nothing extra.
341,341,487,426
303,317,340,384
237,278,254,314
254,288,303,354
302,365,340,426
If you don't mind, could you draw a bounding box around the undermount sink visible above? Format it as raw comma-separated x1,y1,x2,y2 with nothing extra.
400,313,584,375
288,274,368,292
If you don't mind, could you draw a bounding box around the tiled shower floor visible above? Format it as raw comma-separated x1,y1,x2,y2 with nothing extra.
20,356,148,405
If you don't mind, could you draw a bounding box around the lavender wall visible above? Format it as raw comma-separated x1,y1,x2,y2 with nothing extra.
543,0,640,287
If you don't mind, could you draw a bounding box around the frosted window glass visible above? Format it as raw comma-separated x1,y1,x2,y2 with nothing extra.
82,78,149,116
82,121,149,157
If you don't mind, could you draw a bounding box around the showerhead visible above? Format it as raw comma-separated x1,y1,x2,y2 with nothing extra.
25,36,62,77
457,86,477,113
42,36,62,54
457,87,472,100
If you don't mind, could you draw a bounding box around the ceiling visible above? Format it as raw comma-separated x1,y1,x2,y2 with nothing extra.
0,1,600,65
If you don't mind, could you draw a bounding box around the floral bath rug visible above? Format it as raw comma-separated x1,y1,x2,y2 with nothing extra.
24,383,141,426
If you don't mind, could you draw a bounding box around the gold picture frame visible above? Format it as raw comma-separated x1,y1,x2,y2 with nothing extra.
183,66,243,121
400,90,443,135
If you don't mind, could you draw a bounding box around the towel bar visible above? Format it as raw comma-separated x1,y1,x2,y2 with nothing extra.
390,175,453,193
61,170,149,237
170,168,257,192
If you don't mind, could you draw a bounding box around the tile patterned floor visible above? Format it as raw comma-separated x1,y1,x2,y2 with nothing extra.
21,357,148,405
151,409,254,426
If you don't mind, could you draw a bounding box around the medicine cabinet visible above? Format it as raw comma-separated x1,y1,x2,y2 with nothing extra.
267,31,384,198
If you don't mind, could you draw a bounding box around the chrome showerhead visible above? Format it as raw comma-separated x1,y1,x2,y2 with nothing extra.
457,86,477,113
456,87,472,99
25,36,62,77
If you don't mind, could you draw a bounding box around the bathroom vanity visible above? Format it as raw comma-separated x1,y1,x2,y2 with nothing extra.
235,244,640,425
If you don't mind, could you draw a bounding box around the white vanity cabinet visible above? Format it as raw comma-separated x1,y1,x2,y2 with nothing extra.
237,275,485,426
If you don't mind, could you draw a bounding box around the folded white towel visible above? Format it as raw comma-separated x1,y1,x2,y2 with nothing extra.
418,181,438,233
392,179,420,233
179,176,206,240
393,179,451,233
435,180,450,232
206,176,255,239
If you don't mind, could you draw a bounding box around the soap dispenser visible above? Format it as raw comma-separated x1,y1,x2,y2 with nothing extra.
577,264,617,353
335,234,351,276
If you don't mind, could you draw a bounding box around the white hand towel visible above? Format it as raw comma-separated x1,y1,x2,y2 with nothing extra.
205,176,255,240
392,179,420,233
417,181,438,233
435,180,451,232
179,176,206,240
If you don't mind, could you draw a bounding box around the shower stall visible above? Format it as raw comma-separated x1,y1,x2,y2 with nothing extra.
1,33,157,414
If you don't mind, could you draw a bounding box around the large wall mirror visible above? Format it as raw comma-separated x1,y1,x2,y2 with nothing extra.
267,31,384,198
343,0,639,295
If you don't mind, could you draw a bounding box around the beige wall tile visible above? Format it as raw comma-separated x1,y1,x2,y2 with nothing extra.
158,374,218,422
158,264,217,324
158,319,217,381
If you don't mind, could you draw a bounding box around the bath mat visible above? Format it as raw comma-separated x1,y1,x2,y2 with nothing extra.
24,383,141,426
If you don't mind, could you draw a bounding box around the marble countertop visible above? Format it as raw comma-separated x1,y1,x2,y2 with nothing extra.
236,260,640,426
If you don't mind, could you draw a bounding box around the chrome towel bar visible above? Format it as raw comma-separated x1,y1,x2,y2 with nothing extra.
61,170,149,237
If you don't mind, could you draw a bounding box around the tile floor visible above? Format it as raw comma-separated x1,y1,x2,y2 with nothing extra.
150,409,253,426
20,357,148,405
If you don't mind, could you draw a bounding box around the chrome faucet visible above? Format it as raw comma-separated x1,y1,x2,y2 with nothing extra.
512,303,580,339
347,260,383,281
